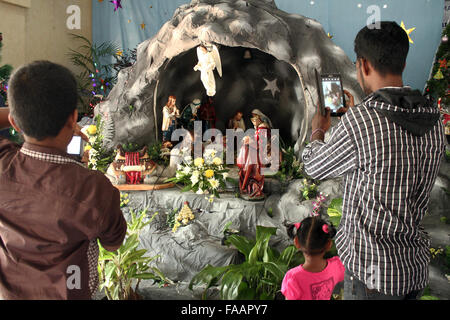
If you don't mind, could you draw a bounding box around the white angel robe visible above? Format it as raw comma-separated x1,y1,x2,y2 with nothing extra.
194,46,222,97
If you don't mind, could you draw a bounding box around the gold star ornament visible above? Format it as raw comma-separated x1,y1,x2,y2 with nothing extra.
400,21,416,44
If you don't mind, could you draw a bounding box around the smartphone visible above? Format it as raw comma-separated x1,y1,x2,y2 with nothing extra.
315,70,346,117
320,73,346,117
67,136,83,158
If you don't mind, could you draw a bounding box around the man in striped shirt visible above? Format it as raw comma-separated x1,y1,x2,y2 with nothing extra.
302,22,445,299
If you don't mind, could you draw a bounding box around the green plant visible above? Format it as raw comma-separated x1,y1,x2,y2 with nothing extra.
189,226,304,300
98,208,170,300
276,146,304,185
148,142,170,166
327,198,343,228
299,178,318,201
166,208,179,229
445,150,450,162
0,33,12,102
425,24,450,106
67,33,119,115
419,287,440,300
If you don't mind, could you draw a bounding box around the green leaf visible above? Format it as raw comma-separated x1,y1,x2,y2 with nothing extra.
278,246,297,266
236,281,256,300
133,273,160,280
220,270,243,300
225,235,256,260
189,264,229,291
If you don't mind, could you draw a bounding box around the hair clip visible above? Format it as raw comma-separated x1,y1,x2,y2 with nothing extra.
322,224,330,234
295,222,301,230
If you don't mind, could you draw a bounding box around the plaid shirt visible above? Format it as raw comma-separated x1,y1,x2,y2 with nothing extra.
302,87,445,296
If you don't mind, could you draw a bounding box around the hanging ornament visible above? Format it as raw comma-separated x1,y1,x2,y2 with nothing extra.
442,35,449,43
434,69,444,80
439,59,448,69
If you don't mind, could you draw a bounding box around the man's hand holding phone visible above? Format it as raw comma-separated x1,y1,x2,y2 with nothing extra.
311,101,331,142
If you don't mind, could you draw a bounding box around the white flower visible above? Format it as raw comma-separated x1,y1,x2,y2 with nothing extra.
184,156,192,163
191,171,200,185
222,172,229,180
89,136,96,144
176,172,183,179
212,157,223,166
209,178,219,190
183,166,192,175
177,164,184,171
196,188,204,195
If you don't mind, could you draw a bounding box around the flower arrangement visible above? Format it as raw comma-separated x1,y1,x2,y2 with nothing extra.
166,148,230,198
82,115,115,173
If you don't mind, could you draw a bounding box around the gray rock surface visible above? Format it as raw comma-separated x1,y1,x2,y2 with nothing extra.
97,0,363,152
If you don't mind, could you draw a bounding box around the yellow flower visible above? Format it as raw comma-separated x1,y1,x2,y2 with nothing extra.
87,125,97,136
205,169,215,179
212,157,223,166
84,145,92,152
194,158,205,167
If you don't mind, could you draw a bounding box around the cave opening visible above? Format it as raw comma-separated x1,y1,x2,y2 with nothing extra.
154,45,306,147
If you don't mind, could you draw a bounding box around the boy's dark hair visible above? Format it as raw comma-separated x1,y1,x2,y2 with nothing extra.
8,61,78,141
286,216,337,256
354,21,409,76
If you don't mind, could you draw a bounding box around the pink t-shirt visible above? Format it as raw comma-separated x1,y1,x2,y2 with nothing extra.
281,256,345,300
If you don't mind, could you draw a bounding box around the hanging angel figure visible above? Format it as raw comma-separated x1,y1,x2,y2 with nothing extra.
194,44,222,97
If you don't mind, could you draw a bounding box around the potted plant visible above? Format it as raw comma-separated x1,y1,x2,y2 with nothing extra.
97,208,171,300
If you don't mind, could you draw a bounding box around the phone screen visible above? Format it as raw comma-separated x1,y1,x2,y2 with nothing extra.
321,75,345,114
67,136,82,156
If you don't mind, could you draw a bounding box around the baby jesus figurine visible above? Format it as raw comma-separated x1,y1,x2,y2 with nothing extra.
194,44,222,97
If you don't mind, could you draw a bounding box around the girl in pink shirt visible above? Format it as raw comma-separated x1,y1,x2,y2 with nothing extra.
281,216,345,300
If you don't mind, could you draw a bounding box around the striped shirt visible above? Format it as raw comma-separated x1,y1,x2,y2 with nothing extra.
302,87,445,296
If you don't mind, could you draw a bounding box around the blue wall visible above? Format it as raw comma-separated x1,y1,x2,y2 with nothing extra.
93,0,444,91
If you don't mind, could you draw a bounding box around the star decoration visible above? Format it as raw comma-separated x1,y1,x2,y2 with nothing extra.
400,21,416,44
110,0,122,12
263,78,280,98
140,23,146,30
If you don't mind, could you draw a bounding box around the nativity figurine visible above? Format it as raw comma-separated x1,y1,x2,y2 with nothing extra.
236,111,271,201
194,44,222,97
162,95,180,142
199,97,217,131
180,99,201,132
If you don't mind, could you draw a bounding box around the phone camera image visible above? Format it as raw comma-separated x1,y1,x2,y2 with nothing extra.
322,78,344,113
67,136,83,157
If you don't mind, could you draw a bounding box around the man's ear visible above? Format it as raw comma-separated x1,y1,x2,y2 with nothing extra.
66,109,78,129
361,58,371,77
8,114,21,133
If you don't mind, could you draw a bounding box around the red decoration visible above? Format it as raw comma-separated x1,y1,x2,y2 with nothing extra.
125,152,142,184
